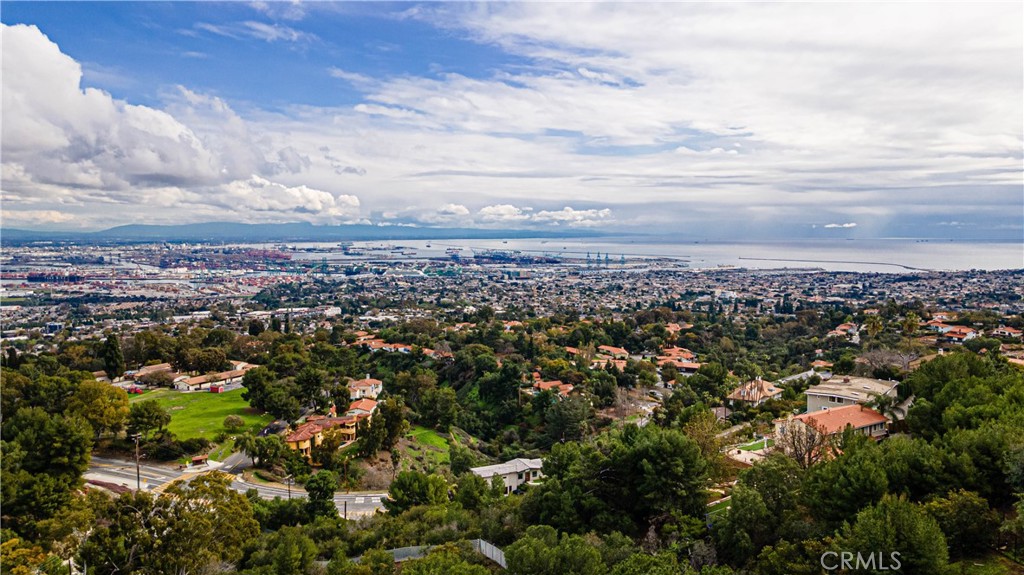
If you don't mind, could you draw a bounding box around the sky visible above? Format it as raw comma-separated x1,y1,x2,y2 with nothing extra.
2,2,1022,239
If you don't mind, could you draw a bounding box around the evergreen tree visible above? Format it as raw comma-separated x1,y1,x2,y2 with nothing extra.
101,334,125,380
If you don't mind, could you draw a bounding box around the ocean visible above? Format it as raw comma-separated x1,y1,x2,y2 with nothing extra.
292,237,1023,273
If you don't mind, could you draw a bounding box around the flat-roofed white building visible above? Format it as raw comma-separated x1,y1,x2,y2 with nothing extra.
805,376,898,412
471,458,544,495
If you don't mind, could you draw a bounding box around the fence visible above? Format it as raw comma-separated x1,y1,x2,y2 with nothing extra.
352,539,506,568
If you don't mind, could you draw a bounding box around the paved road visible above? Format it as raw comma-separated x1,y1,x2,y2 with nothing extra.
86,455,386,517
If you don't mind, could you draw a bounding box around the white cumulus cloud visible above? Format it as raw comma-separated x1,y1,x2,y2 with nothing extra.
218,176,360,223
478,204,531,222
823,222,858,228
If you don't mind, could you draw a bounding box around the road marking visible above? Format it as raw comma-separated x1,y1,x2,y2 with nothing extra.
356,497,364,503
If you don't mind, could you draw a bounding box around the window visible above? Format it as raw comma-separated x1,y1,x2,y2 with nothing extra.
518,472,524,480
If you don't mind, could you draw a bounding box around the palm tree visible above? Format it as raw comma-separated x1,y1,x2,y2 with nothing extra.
901,312,921,338
867,393,907,432
864,315,884,339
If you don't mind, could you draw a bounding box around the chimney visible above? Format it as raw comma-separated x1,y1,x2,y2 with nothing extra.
366,373,370,380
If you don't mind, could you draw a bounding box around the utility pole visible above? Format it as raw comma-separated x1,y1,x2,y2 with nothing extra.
343,500,347,520
131,433,141,491
286,475,292,499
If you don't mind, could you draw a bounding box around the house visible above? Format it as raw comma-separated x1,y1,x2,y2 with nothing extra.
804,376,898,413
827,322,859,338
346,398,378,417
129,362,173,380
711,406,733,422
471,458,544,495
503,321,524,331
285,415,362,461
992,326,1023,339
174,366,254,391
675,362,702,375
925,320,954,333
597,345,629,359
591,358,628,371
775,404,888,442
532,379,574,398
660,346,695,360
943,325,978,344
349,376,383,400
727,377,783,407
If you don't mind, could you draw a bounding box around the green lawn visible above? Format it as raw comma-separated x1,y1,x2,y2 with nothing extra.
738,438,774,451
706,498,731,515
130,388,272,440
403,425,450,466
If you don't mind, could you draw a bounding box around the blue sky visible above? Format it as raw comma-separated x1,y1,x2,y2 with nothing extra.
2,2,1022,239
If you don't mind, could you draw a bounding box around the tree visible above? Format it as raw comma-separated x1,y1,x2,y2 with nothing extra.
901,312,921,337
449,444,476,476
223,414,246,433
835,495,950,575
248,319,265,337
383,471,448,514
454,472,490,511
924,489,998,559
505,526,606,575
101,334,125,380
68,380,130,438
420,386,459,431
270,527,319,575
403,544,489,575
805,447,889,527
867,392,906,426
239,434,288,469
78,472,259,575
522,424,708,536
128,399,171,439
265,386,302,422
864,315,884,339
545,396,592,443
610,552,680,575
773,418,831,469
305,471,338,519
1,408,92,535
296,367,330,412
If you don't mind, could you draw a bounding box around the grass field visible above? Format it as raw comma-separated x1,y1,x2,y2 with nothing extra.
738,438,774,451
130,388,272,440
706,498,731,515
401,425,451,469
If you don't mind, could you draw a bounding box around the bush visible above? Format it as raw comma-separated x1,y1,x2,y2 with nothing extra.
223,415,245,432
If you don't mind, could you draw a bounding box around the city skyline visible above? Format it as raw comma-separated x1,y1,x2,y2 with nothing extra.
2,2,1022,240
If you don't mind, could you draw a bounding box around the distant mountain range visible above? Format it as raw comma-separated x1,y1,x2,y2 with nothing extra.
1,222,603,245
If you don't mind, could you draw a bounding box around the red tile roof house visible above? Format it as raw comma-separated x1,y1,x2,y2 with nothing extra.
727,378,784,407
348,376,383,400
774,405,889,462
285,414,363,461
991,326,1022,339
174,364,256,391
346,398,379,417
597,345,630,359
943,325,979,345
531,379,575,398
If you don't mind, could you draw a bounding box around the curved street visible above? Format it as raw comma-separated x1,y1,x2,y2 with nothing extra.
86,455,386,518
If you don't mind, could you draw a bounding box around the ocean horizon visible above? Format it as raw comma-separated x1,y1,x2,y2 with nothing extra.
287,237,1024,273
